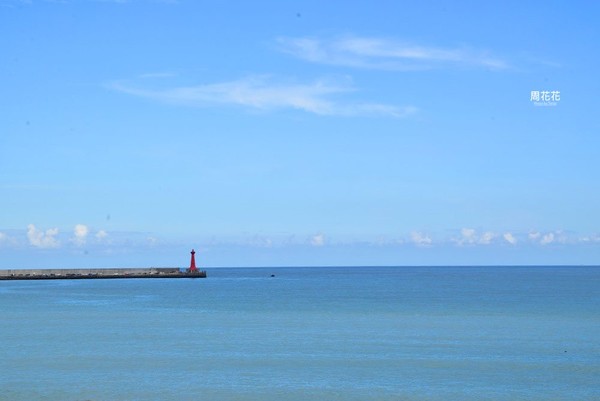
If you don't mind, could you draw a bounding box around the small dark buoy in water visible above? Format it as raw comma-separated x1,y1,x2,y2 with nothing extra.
270,274,275,277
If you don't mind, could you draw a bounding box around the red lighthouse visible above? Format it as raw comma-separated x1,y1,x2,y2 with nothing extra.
189,249,198,272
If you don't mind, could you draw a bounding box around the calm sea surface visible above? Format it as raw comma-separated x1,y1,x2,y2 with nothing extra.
1,266,599,401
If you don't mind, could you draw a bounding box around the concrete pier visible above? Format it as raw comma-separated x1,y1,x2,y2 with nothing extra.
0,268,207,280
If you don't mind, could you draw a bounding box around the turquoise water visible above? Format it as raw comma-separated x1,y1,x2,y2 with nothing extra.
1,266,599,401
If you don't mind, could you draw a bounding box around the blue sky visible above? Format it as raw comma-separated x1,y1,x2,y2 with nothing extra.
1,0,599,268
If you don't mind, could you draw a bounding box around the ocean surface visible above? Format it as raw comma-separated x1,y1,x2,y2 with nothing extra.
1,266,599,401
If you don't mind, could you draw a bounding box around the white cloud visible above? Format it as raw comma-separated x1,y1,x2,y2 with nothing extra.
73,224,89,246
310,233,325,247
455,228,496,245
554,230,569,244
27,224,60,248
528,231,566,245
579,235,600,243
111,76,417,118
503,232,517,245
479,231,496,245
410,231,432,246
455,228,476,245
540,233,555,245
0,232,10,246
461,228,476,241
277,36,509,71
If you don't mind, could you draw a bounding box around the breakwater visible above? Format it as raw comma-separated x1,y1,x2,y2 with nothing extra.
0,268,206,280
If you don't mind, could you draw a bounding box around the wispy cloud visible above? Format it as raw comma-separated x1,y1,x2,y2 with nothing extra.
277,36,509,71
138,72,177,79
111,76,417,118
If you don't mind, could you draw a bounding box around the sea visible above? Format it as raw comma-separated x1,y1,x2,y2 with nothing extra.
1,266,599,401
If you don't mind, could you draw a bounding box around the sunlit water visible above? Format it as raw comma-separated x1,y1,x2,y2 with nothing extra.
1,266,599,401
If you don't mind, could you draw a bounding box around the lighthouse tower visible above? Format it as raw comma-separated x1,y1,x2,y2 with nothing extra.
189,249,198,272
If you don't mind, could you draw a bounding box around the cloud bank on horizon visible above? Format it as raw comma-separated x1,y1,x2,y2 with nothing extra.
1,224,596,250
